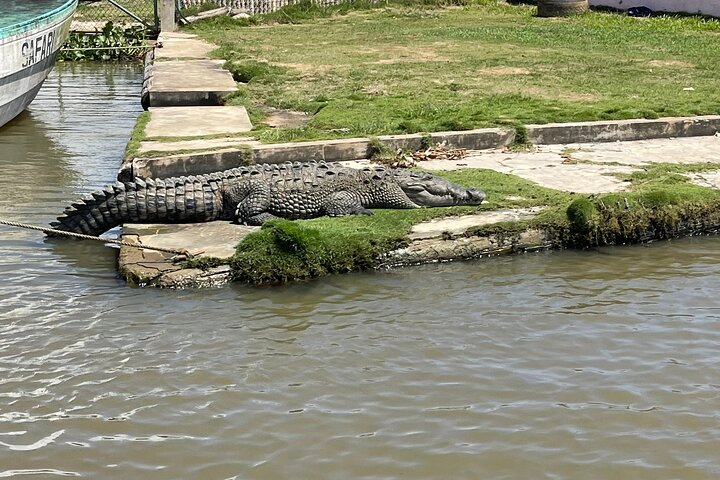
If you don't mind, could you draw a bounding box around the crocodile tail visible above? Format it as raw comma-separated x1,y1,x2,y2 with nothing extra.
50,175,224,236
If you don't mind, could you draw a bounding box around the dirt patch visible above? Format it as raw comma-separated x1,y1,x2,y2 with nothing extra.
359,45,453,64
489,84,601,102
362,83,389,96
261,107,310,128
478,66,531,76
648,59,694,68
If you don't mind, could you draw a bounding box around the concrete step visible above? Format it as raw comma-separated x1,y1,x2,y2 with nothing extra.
119,222,258,288
145,59,237,107
154,32,217,59
138,137,259,155
145,106,252,137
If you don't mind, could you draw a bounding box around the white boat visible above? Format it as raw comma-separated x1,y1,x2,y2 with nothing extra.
0,0,77,129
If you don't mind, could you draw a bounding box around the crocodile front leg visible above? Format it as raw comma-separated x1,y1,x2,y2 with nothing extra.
244,212,280,226
322,191,374,217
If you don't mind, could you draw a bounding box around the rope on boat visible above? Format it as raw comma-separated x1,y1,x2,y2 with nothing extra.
0,219,194,258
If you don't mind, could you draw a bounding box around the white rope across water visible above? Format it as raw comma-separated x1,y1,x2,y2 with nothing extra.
0,219,194,258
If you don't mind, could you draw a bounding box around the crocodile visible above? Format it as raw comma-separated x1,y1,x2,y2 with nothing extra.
51,162,486,235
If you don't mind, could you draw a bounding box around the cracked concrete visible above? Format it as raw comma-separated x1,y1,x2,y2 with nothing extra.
420,135,720,193
409,207,545,240
687,169,720,189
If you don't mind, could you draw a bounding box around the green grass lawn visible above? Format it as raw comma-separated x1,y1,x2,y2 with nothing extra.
186,0,720,143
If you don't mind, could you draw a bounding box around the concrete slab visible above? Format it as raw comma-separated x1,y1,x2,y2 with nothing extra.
119,221,258,288
409,207,545,240
139,137,259,154
421,136,720,194
145,106,252,137
422,149,635,193
688,169,720,189
558,136,720,165
147,60,237,107
155,32,217,59
124,221,256,258
157,32,199,40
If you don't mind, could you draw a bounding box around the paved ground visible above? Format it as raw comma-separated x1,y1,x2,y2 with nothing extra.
143,106,252,137
144,32,238,108
421,135,720,193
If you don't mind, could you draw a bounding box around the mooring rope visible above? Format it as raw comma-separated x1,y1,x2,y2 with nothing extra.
0,219,193,258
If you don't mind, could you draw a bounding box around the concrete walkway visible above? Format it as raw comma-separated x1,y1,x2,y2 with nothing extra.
143,32,238,107
423,135,720,193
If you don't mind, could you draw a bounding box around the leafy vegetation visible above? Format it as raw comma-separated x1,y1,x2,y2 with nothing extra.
60,21,149,61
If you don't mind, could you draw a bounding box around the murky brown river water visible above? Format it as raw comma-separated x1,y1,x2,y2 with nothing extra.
1,63,720,479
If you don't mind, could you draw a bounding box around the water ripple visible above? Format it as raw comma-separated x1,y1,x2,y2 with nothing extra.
0,430,64,452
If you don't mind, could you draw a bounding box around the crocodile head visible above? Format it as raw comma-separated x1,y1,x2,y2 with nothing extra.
395,171,486,207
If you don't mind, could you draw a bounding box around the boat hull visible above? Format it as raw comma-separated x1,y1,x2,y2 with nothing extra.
0,0,77,128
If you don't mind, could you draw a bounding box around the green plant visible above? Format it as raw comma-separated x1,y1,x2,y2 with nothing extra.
60,21,148,61
124,111,151,159
367,137,395,161
566,197,598,233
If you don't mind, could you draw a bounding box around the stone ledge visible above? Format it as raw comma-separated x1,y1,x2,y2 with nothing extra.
144,106,252,138
118,222,257,288
129,149,253,180
146,59,237,107
116,208,545,288
126,116,720,181
154,32,217,59
126,127,514,179
379,228,554,268
527,115,720,145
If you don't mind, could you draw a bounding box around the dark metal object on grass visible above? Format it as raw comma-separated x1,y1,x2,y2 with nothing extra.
537,0,589,17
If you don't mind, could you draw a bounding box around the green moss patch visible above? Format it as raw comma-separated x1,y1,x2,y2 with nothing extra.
124,111,151,159
230,219,402,284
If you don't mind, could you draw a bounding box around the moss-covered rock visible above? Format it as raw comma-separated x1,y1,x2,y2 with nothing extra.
566,197,599,234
